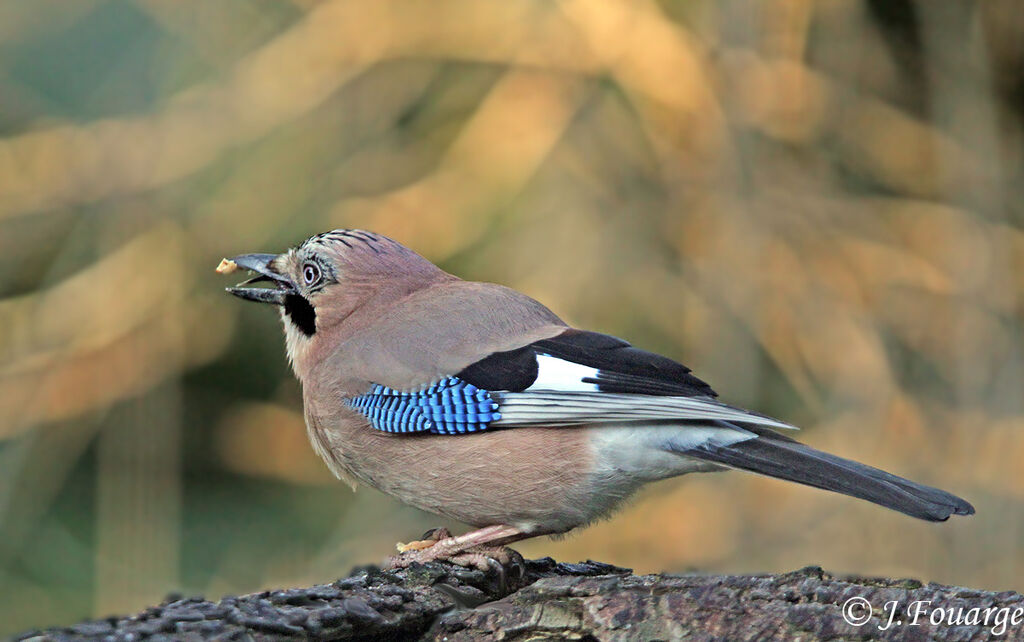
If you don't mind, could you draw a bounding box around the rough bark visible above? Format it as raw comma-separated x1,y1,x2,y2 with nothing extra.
14,559,1024,641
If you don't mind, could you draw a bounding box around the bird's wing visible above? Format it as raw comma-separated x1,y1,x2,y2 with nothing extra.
460,329,796,431
459,328,714,396
345,311,795,434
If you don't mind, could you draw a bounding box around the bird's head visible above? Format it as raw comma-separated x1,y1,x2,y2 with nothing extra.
221,229,449,376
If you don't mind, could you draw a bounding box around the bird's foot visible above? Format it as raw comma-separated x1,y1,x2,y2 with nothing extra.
388,542,522,573
386,526,525,573
446,546,523,573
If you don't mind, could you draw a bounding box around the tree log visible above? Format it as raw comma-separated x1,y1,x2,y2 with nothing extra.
14,559,1024,641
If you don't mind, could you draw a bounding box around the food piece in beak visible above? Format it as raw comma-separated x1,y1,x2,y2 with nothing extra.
216,258,239,274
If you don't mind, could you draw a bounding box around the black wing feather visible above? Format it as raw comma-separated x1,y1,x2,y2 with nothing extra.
458,329,716,397
457,344,538,391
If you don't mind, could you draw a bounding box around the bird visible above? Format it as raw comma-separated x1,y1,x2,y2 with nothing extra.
220,229,974,568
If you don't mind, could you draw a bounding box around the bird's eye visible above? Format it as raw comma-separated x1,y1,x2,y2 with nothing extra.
302,262,321,285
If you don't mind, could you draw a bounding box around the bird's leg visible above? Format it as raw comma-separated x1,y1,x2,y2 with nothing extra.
386,524,529,571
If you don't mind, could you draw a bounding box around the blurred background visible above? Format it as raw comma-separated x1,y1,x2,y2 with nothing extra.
1,0,1022,634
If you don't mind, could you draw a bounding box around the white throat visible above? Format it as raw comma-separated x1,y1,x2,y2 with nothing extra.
280,309,314,377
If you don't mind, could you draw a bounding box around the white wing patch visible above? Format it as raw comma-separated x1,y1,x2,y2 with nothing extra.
492,391,797,431
525,354,600,392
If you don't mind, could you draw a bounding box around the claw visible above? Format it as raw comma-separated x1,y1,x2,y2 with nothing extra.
421,527,452,540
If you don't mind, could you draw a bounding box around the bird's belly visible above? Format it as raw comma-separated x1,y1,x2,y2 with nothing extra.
308,412,605,533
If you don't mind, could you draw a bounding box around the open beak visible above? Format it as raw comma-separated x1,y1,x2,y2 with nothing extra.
223,253,295,305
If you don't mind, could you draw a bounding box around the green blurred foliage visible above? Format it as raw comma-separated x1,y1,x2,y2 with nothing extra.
1,0,1022,634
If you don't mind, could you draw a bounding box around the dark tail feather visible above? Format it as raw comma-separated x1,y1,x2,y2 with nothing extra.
674,429,974,522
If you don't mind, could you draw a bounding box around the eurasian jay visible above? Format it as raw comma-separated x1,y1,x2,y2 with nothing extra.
221,229,974,567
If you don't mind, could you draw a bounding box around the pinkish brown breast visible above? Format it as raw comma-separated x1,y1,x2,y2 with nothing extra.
304,404,598,534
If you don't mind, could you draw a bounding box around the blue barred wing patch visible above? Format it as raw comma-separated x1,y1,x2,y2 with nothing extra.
346,377,501,435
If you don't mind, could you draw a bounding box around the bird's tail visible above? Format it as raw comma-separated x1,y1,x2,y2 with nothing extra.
669,427,974,522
